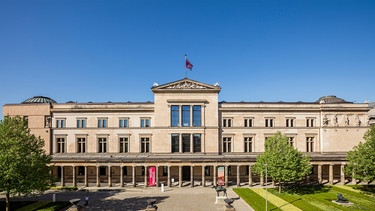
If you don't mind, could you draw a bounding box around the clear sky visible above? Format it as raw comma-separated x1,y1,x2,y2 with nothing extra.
1,0,374,118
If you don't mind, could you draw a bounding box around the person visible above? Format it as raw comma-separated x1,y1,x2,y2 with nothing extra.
85,195,89,206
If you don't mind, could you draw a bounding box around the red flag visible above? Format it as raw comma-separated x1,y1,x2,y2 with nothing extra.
186,58,193,70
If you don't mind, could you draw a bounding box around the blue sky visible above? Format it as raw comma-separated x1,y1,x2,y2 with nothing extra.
1,0,374,118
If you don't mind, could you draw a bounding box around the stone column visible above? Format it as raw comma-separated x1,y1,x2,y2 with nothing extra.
156,166,159,187
72,166,77,187
248,165,253,187
144,166,148,187
202,165,206,187
96,166,100,187
225,165,229,187
61,166,65,187
167,166,171,187
120,166,124,187
108,166,112,187
84,166,88,187
213,166,217,186
132,166,136,187
317,164,322,184
179,166,182,187
340,164,345,185
237,165,241,187
190,166,194,187
329,164,334,185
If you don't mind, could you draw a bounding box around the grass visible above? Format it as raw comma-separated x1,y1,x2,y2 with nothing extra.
0,201,70,211
50,186,78,191
233,188,281,211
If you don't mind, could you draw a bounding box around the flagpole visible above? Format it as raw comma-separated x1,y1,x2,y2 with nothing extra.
184,54,187,78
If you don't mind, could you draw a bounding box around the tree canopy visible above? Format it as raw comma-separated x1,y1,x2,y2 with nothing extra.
253,131,312,192
0,116,54,211
346,125,375,183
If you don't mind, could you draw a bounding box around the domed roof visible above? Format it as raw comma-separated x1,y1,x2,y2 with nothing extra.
316,95,350,104
22,96,57,104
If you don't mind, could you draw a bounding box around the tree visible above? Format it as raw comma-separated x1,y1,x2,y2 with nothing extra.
253,131,312,193
346,125,375,183
0,116,54,211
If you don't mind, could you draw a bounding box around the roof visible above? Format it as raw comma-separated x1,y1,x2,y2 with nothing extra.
22,96,57,104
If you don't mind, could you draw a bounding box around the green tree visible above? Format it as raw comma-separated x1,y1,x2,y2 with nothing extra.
0,116,54,211
253,131,312,193
346,125,375,183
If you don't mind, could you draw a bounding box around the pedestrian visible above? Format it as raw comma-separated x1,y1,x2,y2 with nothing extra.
85,195,89,206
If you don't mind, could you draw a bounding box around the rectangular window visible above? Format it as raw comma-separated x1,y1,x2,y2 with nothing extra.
56,137,65,153
78,166,85,175
205,166,210,176
244,137,253,153
163,166,168,176
171,134,180,153
193,134,201,153
306,137,314,152
192,105,201,127
182,105,190,127
223,118,232,127
286,118,295,127
141,137,150,153
77,137,86,153
171,105,180,127
244,118,253,127
56,119,65,128
98,118,108,128
288,137,294,146
140,118,150,128
77,119,86,128
306,118,315,127
182,134,190,153
265,118,274,127
119,137,129,153
223,137,232,153
99,166,106,176
98,137,107,153
119,118,129,128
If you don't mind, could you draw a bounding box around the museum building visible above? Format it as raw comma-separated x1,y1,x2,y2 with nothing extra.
2,78,371,188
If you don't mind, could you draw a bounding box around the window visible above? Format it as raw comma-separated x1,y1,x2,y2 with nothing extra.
163,166,168,176
119,137,129,153
77,137,86,153
171,134,179,153
141,137,150,153
223,118,232,127
223,137,232,153
119,118,129,128
56,119,65,128
306,137,314,152
286,118,295,127
99,166,106,176
244,118,253,127
193,134,201,153
140,118,150,128
288,137,294,146
205,166,210,176
182,105,190,127
182,134,190,153
244,137,253,153
77,118,86,128
56,137,65,153
98,137,107,153
171,105,179,127
193,105,202,127
98,118,107,128
78,166,85,175
306,118,315,127
265,118,274,127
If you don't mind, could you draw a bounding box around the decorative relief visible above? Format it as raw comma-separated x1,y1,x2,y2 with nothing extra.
166,81,208,89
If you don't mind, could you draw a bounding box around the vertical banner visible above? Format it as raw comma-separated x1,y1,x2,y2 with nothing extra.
217,166,225,186
148,166,156,186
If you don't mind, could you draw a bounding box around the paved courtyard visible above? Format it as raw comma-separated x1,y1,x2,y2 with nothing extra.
1,186,254,211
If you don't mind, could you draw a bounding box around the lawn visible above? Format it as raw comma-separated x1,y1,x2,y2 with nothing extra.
235,185,375,211
0,201,70,211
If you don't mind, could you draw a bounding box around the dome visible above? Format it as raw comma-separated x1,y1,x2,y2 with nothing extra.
316,95,350,104
22,96,57,104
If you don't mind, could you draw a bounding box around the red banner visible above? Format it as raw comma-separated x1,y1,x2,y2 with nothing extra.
217,166,225,186
148,166,156,186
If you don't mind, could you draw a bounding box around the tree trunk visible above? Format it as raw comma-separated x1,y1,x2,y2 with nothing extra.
6,191,10,211
278,180,282,193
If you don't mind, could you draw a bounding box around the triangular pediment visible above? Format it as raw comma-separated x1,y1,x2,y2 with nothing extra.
152,78,221,93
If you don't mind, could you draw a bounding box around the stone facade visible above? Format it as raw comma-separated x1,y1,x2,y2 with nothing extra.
2,78,372,187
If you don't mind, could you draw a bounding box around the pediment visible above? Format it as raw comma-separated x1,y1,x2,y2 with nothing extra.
152,78,221,93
